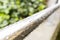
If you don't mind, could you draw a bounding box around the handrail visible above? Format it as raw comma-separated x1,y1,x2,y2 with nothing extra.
0,0,59,40
24,8,60,40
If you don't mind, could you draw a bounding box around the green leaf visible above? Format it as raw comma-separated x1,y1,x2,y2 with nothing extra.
38,4,46,10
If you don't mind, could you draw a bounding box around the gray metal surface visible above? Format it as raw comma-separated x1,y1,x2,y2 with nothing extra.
24,4,60,40
0,0,59,40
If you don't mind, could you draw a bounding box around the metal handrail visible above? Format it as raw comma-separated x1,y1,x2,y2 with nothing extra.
0,0,59,40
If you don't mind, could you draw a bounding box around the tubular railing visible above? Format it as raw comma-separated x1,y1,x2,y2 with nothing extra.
0,0,60,40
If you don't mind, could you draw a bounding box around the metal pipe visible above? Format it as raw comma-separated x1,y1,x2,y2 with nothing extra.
0,0,60,40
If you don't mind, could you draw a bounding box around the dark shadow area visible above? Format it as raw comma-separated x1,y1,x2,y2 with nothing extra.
56,29,60,40
56,22,60,40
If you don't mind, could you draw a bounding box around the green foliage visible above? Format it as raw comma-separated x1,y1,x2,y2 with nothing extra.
0,0,46,28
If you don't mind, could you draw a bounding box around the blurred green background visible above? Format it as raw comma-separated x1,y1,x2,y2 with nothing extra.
0,0,46,28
